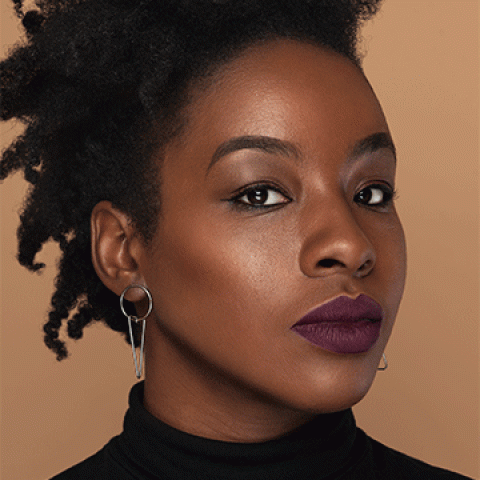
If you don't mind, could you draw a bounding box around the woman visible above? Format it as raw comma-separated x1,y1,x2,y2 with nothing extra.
0,0,475,478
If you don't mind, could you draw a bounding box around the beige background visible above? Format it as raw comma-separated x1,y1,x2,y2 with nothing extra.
1,1,479,479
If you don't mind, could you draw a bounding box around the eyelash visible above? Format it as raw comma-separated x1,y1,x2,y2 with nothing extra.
229,183,397,211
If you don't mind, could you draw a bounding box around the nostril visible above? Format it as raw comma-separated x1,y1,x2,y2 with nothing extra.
317,258,343,268
358,259,373,273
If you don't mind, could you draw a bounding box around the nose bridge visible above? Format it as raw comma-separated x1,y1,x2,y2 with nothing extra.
299,193,376,277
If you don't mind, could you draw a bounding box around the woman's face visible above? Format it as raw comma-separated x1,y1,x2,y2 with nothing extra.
138,39,406,438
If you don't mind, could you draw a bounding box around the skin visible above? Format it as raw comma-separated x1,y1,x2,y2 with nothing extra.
91,39,406,443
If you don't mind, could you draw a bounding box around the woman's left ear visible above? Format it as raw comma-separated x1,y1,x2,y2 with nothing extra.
90,200,147,302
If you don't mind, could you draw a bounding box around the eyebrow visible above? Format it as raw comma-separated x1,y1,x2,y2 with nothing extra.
206,131,396,174
207,135,300,173
349,132,396,164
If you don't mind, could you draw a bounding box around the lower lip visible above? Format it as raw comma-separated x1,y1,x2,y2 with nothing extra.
291,320,381,354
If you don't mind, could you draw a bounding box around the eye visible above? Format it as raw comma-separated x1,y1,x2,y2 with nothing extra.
355,184,396,207
231,184,291,209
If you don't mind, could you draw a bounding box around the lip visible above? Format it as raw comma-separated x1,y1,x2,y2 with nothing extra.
291,294,384,354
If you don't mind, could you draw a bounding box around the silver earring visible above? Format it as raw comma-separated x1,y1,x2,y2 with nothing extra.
377,353,388,371
120,284,153,379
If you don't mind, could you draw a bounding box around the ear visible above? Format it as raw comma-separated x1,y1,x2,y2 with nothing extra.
90,201,146,302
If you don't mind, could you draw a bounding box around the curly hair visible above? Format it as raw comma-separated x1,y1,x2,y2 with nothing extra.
1,0,383,360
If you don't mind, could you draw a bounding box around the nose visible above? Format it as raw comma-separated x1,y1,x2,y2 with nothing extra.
299,201,376,279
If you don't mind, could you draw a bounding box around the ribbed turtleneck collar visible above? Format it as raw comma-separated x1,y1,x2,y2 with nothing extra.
111,382,366,480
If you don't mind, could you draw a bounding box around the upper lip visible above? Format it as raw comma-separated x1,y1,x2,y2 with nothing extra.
292,294,384,326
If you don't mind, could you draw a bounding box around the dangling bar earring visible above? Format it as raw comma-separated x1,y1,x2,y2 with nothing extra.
120,284,153,379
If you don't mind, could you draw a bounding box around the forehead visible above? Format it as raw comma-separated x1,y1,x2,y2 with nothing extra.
168,38,388,163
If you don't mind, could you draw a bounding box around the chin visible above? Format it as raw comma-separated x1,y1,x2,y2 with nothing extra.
309,386,373,415
283,363,378,415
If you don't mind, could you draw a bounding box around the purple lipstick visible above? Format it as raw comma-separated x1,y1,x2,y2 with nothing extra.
291,295,384,354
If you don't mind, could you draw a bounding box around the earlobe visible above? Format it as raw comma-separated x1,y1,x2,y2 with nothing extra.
91,201,146,301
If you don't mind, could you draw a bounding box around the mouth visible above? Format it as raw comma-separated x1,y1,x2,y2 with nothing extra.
290,294,384,354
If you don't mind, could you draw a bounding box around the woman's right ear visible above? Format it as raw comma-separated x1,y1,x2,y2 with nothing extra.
90,201,146,301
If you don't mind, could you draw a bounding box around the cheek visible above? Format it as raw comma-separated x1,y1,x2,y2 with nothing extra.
372,215,407,321
389,219,407,289
144,212,295,341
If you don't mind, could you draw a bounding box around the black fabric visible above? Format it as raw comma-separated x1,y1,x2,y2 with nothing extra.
51,382,472,480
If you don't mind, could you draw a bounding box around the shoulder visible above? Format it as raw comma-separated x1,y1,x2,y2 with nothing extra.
358,432,473,480
50,450,105,480
49,437,134,480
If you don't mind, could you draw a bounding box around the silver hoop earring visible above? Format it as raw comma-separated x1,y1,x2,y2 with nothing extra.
377,353,388,371
120,284,153,379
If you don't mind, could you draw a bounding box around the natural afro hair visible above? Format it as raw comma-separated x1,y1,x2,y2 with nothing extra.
1,0,383,360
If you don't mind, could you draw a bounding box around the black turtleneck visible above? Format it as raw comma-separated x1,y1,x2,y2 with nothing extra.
51,382,471,479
